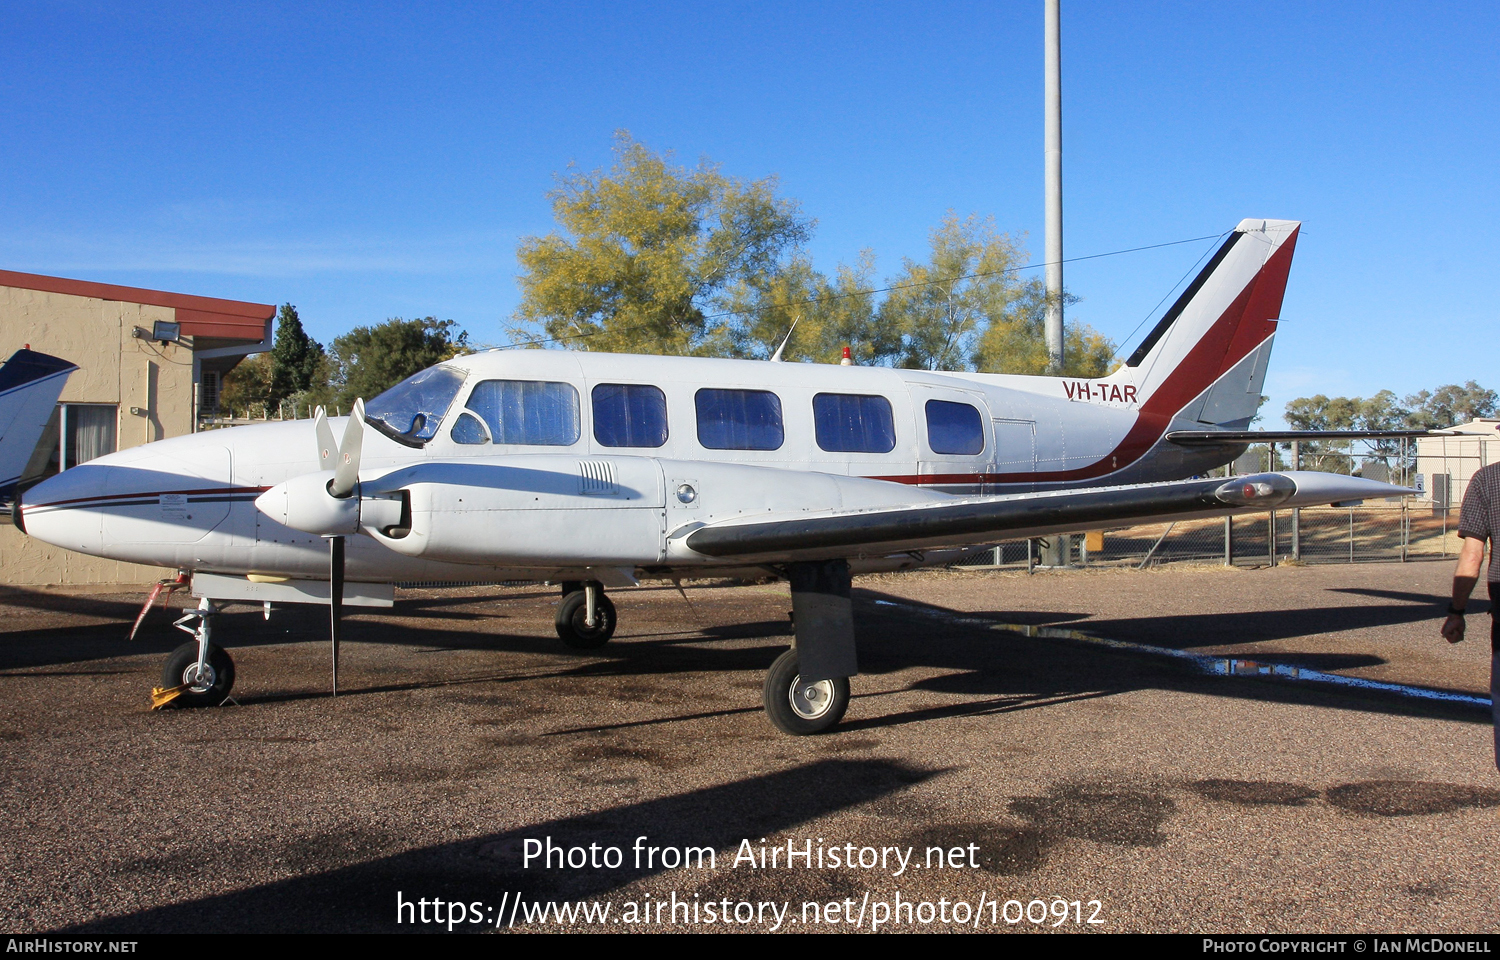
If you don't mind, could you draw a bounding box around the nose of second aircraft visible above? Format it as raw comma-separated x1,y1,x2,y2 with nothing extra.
15,463,110,556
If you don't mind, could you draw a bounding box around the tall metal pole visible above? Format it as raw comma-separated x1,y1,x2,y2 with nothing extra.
1040,0,1068,567
1044,0,1064,374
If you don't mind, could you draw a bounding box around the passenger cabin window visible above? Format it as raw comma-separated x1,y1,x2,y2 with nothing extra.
813,393,896,453
592,383,668,448
459,380,580,446
695,388,784,451
925,399,984,455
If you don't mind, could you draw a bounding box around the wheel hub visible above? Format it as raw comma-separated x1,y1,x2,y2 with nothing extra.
181,661,217,693
789,676,836,720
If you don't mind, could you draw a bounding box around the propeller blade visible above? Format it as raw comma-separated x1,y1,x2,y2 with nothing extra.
329,534,344,696
314,406,337,471
330,398,365,499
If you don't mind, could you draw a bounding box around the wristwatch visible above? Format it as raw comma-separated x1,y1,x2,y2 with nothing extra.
1447,604,1467,616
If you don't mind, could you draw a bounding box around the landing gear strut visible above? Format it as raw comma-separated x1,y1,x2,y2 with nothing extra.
155,597,236,708
555,581,616,649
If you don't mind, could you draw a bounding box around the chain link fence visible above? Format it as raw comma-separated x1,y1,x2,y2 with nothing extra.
951,502,1462,571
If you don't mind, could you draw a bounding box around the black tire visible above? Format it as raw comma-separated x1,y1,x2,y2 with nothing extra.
762,648,850,735
160,641,235,708
554,590,616,649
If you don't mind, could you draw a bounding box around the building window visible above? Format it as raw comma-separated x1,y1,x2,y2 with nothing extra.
695,388,784,451
61,404,118,470
464,380,580,446
813,393,896,453
593,383,668,448
925,399,984,455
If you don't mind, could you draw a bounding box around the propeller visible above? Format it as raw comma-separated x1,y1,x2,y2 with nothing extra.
323,399,364,696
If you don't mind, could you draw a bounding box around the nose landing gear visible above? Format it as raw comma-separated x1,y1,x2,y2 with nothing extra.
152,597,236,708
554,581,616,649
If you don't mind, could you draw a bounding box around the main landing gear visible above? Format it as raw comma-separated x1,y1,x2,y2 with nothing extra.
153,597,236,708
555,581,616,649
762,648,850,735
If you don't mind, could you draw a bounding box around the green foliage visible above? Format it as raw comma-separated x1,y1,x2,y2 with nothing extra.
1402,381,1498,429
328,318,469,408
1283,383,1497,472
513,132,813,356
714,251,898,364
218,353,272,416
513,136,1120,374
268,304,325,404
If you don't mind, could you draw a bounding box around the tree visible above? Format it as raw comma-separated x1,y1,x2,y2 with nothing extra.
268,304,325,404
1403,381,1498,429
879,213,1116,375
328,318,469,408
218,353,272,417
513,132,813,356
714,251,900,364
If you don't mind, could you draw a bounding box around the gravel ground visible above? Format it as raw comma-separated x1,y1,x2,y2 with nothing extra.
1,558,1496,934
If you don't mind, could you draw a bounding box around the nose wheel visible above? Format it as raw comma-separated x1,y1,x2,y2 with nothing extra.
160,641,236,707
763,648,850,735
555,581,616,649
152,596,236,708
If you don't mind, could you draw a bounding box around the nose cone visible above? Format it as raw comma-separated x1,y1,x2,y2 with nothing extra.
17,464,110,555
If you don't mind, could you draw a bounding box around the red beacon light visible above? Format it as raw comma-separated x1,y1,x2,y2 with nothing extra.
840,346,853,366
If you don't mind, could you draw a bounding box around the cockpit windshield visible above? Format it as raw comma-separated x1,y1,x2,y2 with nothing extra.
363,365,466,446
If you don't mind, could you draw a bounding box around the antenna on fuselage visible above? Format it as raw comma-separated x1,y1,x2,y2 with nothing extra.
769,316,800,362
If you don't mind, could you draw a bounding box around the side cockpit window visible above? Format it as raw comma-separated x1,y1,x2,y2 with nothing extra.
593,383,668,448
925,399,984,455
365,365,466,446
459,379,580,446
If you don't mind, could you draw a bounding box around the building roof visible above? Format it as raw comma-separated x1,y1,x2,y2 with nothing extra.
0,269,274,342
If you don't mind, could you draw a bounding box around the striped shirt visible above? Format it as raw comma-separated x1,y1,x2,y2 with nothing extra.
1457,462,1500,581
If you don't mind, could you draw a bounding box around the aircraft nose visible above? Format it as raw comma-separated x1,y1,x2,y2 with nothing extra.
17,464,110,555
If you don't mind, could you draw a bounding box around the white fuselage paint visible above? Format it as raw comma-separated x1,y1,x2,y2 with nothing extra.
19,351,1197,583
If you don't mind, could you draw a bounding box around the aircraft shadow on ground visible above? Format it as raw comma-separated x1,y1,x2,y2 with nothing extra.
56,758,937,934
848,589,1490,728
3,583,1486,726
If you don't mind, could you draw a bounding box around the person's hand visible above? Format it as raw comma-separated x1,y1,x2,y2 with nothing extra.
1442,613,1467,644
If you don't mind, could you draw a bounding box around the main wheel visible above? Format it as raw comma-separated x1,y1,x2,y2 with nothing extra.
554,590,617,649
160,641,235,708
762,648,850,735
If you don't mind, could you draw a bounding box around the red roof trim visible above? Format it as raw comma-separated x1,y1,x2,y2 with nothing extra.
0,268,275,343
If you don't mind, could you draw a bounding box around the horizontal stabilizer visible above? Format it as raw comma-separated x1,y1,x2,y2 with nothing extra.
1167,429,1435,446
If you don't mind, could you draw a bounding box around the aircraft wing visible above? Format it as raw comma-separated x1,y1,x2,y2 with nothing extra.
681,471,1412,562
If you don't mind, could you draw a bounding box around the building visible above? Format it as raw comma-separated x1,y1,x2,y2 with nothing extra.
0,269,273,586
1414,419,1500,511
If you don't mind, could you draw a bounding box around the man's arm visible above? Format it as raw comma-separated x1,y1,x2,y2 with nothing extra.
1443,535,1486,643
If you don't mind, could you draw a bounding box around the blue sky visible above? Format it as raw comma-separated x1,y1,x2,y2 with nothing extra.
3,2,1496,425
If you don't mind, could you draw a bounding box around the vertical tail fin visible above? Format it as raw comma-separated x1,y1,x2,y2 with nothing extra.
1125,219,1300,426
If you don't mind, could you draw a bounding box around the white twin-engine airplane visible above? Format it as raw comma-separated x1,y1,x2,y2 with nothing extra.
17,219,1414,733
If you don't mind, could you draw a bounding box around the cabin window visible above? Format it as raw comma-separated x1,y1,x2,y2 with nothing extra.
364,365,465,444
465,380,580,446
449,412,490,445
925,399,984,455
695,388,784,451
813,393,896,453
592,383,668,448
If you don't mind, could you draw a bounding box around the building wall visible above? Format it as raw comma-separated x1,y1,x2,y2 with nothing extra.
0,284,197,585
1416,434,1499,510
